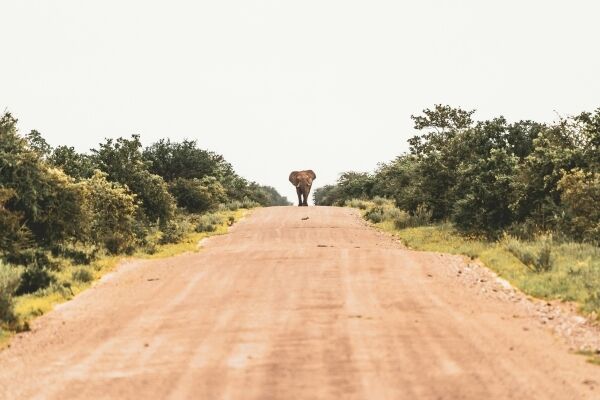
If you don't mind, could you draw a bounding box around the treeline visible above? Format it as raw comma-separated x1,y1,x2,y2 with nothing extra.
0,112,288,296
315,105,600,243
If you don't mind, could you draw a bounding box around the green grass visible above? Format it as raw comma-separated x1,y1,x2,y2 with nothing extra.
351,199,600,320
0,208,249,349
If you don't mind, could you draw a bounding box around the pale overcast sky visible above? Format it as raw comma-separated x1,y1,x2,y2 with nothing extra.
2,1,599,202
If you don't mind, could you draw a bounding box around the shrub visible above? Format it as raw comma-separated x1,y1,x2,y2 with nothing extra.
345,199,369,210
6,248,57,270
129,170,177,225
365,207,384,223
196,221,216,233
558,169,600,244
33,168,89,244
91,135,176,225
240,197,260,209
16,265,55,295
412,204,433,226
195,213,223,232
159,219,193,244
393,204,432,229
0,188,31,257
71,267,94,283
372,196,387,206
84,171,138,254
0,262,22,324
222,201,242,211
394,211,414,229
0,116,89,249
505,235,554,272
169,177,226,213
51,242,98,265
313,184,343,206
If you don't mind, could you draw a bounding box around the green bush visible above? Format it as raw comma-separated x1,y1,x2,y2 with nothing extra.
240,197,259,209
0,262,22,324
91,135,176,225
393,204,432,229
51,242,98,265
221,200,242,211
0,116,89,249
84,171,139,254
195,213,223,232
71,267,94,283
196,221,216,233
7,248,57,270
345,199,369,210
558,169,600,244
16,265,55,295
505,235,554,272
0,188,31,257
128,169,176,225
372,196,387,206
365,207,384,223
169,177,226,213
159,218,193,244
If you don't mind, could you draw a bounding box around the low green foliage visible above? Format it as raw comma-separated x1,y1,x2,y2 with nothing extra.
344,199,369,210
393,204,432,229
169,177,226,213
71,267,94,283
0,262,22,325
85,171,138,254
158,218,193,245
558,169,600,243
16,265,55,295
505,235,554,273
194,213,222,232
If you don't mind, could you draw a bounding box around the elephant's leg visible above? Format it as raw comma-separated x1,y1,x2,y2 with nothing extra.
296,187,303,207
302,187,310,206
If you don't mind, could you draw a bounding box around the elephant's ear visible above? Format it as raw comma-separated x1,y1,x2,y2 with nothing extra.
289,171,300,186
306,170,316,180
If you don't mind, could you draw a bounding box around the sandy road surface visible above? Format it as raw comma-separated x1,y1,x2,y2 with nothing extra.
1,206,598,399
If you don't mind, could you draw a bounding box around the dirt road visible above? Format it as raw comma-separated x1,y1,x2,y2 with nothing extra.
0,206,598,399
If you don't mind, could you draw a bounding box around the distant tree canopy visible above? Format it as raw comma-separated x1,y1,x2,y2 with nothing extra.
314,105,600,243
0,112,290,275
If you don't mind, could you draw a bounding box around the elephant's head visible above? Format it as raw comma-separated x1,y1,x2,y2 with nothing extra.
289,170,316,206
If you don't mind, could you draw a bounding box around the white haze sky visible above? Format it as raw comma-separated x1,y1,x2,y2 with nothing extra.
2,1,600,203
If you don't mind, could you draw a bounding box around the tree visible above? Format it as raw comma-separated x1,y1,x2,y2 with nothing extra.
83,171,138,253
26,130,52,158
143,139,233,181
557,169,600,243
91,135,176,225
169,177,227,213
0,114,87,247
49,146,95,179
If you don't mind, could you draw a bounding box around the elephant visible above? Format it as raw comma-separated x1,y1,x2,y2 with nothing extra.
289,170,316,206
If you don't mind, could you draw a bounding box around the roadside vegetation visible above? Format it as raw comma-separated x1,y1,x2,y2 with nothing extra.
0,112,289,342
315,105,600,319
